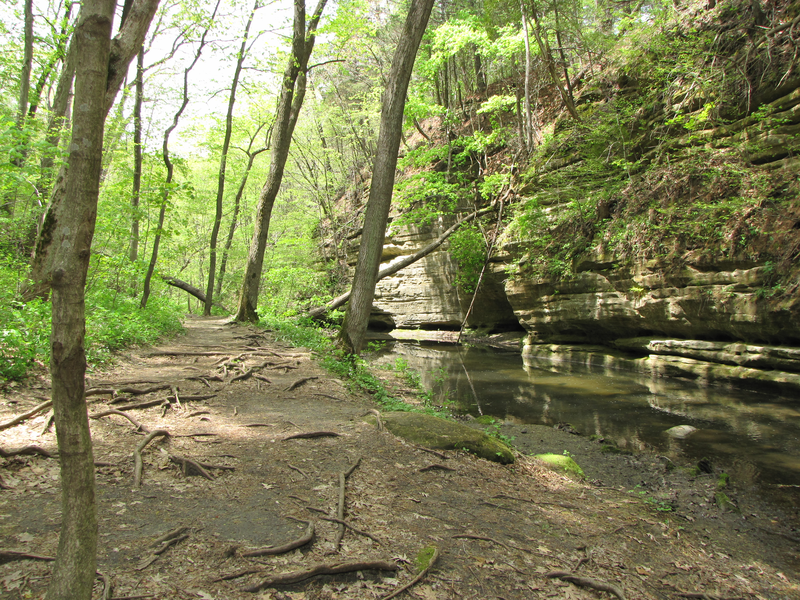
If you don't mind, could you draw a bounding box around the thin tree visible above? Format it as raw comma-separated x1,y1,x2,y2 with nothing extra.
204,0,260,316
140,4,217,309
337,0,435,354
45,2,115,597
130,48,144,262
234,0,327,322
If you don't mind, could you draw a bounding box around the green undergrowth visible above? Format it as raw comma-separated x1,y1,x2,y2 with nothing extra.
260,316,450,417
0,257,184,382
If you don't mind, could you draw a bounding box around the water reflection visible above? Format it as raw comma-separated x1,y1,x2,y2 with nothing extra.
372,342,800,487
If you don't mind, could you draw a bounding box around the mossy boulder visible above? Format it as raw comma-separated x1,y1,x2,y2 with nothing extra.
376,412,515,464
535,453,585,478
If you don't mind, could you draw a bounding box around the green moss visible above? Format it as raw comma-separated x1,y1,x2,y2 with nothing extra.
717,472,730,490
474,415,496,425
414,545,437,573
535,453,585,478
715,491,739,513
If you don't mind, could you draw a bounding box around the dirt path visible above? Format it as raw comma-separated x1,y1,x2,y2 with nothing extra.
1,317,798,599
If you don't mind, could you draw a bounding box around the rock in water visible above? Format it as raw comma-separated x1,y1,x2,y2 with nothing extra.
665,425,697,439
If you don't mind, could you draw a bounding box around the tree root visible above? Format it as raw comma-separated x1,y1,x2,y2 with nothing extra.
380,547,439,600
284,376,318,391
453,533,510,551
320,516,381,545
283,431,340,441
0,445,54,458
546,570,626,600
0,550,55,564
334,457,361,550
419,464,456,472
0,399,52,431
242,559,398,593
168,454,215,480
133,429,170,487
90,409,150,433
240,520,315,557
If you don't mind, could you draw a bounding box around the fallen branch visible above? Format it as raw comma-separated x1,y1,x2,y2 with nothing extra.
240,520,315,557
546,571,626,600
320,516,381,545
0,399,52,431
153,533,189,555
133,429,170,488
0,550,55,564
0,445,53,458
152,526,190,548
160,274,228,311
380,547,439,600
283,431,340,441
287,463,309,478
284,376,318,391
89,409,150,433
243,560,398,593
419,464,456,473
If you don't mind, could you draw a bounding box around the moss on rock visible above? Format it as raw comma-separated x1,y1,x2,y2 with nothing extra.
535,453,585,478
376,412,515,464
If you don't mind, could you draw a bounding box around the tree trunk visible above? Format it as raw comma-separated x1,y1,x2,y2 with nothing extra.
45,2,115,598
234,0,327,322
140,4,215,309
337,0,435,354
204,0,258,316
520,0,534,151
130,48,144,263
27,0,160,300
309,203,497,320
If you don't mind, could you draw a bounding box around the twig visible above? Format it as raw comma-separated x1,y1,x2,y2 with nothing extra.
284,376,318,391
240,520,315,557
133,429,170,488
320,516,381,544
151,526,190,548
0,445,53,458
89,409,150,433
287,463,309,478
154,533,190,555
169,454,214,480
0,400,52,431
412,444,448,460
283,431,340,441
380,547,439,600
453,534,510,551
253,374,272,384
243,560,398,593
546,571,626,600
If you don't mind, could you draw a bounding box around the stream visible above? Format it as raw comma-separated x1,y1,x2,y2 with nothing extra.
372,341,800,493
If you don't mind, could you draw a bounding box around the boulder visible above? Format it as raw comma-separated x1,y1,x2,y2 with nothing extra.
665,425,698,439
534,453,585,478
378,411,515,464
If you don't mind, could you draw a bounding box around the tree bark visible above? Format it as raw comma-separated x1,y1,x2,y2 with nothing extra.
27,0,161,300
520,0,534,151
337,0,435,354
45,3,114,598
309,203,497,320
204,0,259,316
130,48,144,263
234,0,327,322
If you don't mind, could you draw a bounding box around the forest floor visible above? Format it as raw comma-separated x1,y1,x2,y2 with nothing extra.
1,316,799,600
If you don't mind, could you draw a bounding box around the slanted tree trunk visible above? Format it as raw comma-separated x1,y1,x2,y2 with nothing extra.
519,0,534,151
337,0,435,354
45,2,114,597
27,0,160,301
204,0,259,316
235,0,327,322
140,3,216,309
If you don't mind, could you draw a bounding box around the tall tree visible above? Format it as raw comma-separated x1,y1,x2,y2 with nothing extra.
234,0,327,322
337,0,435,354
45,2,115,597
204,0,259,316
26,0,161,300
129,48,145,262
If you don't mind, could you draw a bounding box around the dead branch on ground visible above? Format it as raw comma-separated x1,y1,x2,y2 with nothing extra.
320,516,381,545
90,409,150,433
168,454,215,480
0,399,52,431
287,463,309,478
240,520,315,557
0,445,53,458
546,571,626,600
283,431,340,441
242,560,398,593
133,429,170,487
380,547,439,600
419,464,456,472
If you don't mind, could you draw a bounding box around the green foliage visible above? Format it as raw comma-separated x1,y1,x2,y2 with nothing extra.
448,224,486,292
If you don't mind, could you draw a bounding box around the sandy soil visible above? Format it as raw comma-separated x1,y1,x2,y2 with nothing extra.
0,316,798,599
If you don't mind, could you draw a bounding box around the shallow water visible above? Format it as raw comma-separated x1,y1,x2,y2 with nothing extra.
373,342,800,489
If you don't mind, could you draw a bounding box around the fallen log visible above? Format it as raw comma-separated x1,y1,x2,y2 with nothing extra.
161,275,228,312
